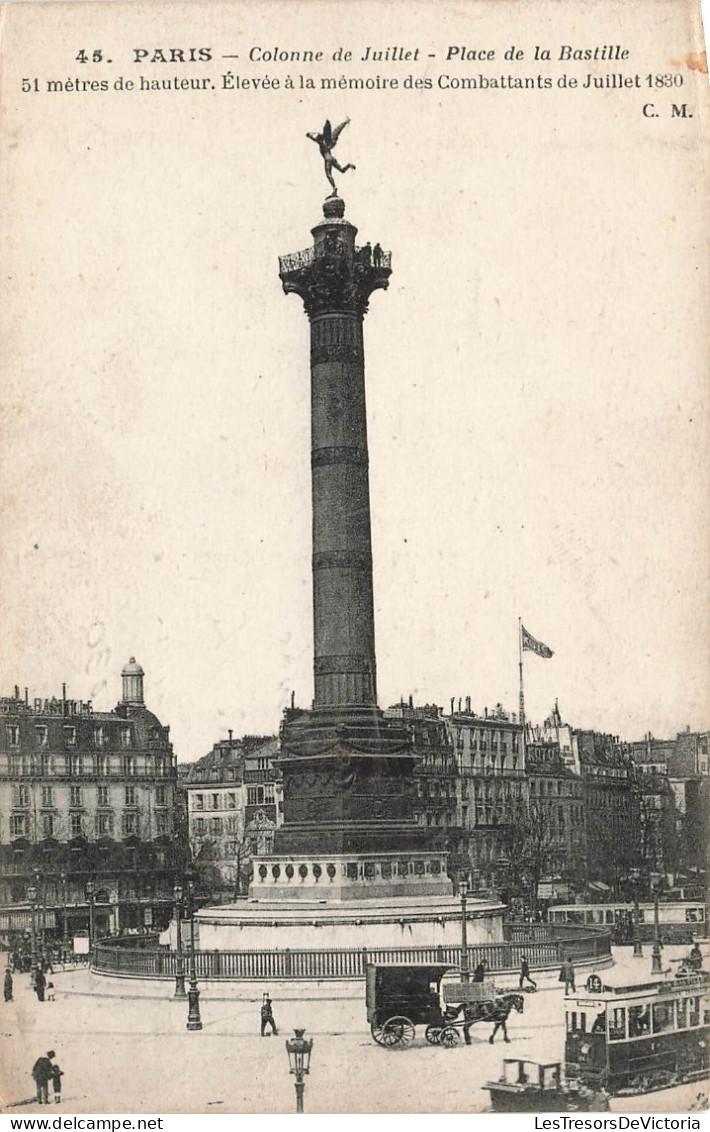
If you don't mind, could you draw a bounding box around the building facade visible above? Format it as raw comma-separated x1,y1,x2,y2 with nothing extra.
184,734,281,898
384,700,459,834
0,659,180,943
526,740,585,901
447,701,527,896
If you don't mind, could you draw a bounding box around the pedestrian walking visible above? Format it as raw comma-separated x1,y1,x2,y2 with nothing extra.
50,1062,63,1104
559,956,576,994
260,993,278,1036
4,966,13,1002
31,1051,55,1105
519,955,537,991
34,966,46,1002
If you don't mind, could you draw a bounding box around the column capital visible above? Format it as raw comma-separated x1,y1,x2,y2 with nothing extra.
279,204,391,319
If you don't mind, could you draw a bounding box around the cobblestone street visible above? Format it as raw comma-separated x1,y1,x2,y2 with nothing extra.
1,944,706,1115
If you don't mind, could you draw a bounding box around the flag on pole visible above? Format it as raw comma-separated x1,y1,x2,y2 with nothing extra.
521,625,554,659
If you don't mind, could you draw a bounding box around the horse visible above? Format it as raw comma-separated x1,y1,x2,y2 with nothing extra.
447,993,525,1045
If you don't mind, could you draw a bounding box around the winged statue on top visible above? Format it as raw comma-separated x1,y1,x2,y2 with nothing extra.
306,118,356,196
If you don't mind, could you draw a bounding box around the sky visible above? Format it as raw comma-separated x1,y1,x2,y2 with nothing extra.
1,0,708,762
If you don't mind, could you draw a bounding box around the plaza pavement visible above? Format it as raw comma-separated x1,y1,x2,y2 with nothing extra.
0,943,707,1115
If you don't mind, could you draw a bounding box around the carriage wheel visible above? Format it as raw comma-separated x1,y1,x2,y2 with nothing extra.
371,1022,392,1047
439,1026,460,1048
386,1016,415,1047
371,1017,413,1047
425,1025,442,1045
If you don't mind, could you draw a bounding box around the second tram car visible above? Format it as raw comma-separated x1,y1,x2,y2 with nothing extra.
564,971,709,1094
548,902,707,943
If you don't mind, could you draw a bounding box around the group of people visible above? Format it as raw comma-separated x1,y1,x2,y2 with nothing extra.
6,931,62,975
471,955,539,991
357,242,384,268
3,962,52,1003
31,1051,63,1105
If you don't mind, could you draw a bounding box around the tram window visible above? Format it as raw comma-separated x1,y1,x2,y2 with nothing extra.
609,1007,626,1041
652,1002,674,1033
688,997,700,1026
677,999,688,1028
579,1012,587,1032
685,908,701,923
591,1010,606,1034
585,911,594,924
629,1005,651,1036
594,910,604,924
570,911,584,925
637,909,645,922
605,912,614,924
566,1012,576,1032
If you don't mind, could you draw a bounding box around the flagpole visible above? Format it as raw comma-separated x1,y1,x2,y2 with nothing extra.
518,616,525,731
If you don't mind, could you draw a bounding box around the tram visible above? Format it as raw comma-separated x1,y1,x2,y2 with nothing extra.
548,901,707,943
564,970,709,1094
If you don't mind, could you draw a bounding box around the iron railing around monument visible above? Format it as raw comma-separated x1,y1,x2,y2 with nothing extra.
92,923,611,982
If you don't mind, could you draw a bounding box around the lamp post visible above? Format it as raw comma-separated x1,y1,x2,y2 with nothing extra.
86,879,95,959
61,872,69,961
459,876,470,983
285,1028,313,1114
173,884,187,999
628,867,644,958
186,876,202,1030
27,882,38,983
651,872,663,975
38,870,46,965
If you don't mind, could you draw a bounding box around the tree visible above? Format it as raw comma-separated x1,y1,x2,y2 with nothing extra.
192,840,223,899
499,803,562,909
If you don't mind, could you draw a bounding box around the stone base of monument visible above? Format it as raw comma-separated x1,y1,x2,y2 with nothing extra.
250,849,452,901
194,892,505,952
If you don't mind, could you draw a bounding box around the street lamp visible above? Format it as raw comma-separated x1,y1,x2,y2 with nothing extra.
61,872,69,960
86,879,95,958
38,870,46,964
459,876,470,983
628,867,644,958
27,882,38,982
650,872,663,975
285,1028,313,1114
173,884,187,999
186,876,202,1030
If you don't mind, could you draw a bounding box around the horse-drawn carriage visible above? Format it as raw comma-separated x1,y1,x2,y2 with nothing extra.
365,963,524,1049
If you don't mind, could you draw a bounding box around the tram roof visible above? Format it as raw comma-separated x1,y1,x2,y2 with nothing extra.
569,968,708,1002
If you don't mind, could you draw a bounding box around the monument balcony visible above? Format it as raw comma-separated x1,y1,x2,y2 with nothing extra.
278,244,392,276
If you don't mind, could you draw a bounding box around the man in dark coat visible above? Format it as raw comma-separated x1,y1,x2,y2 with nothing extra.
559,957,576,994
34,967,46,1002
519,955,537,991
4,967,13,1002
260,994,278,1036
31,1051,55,1104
